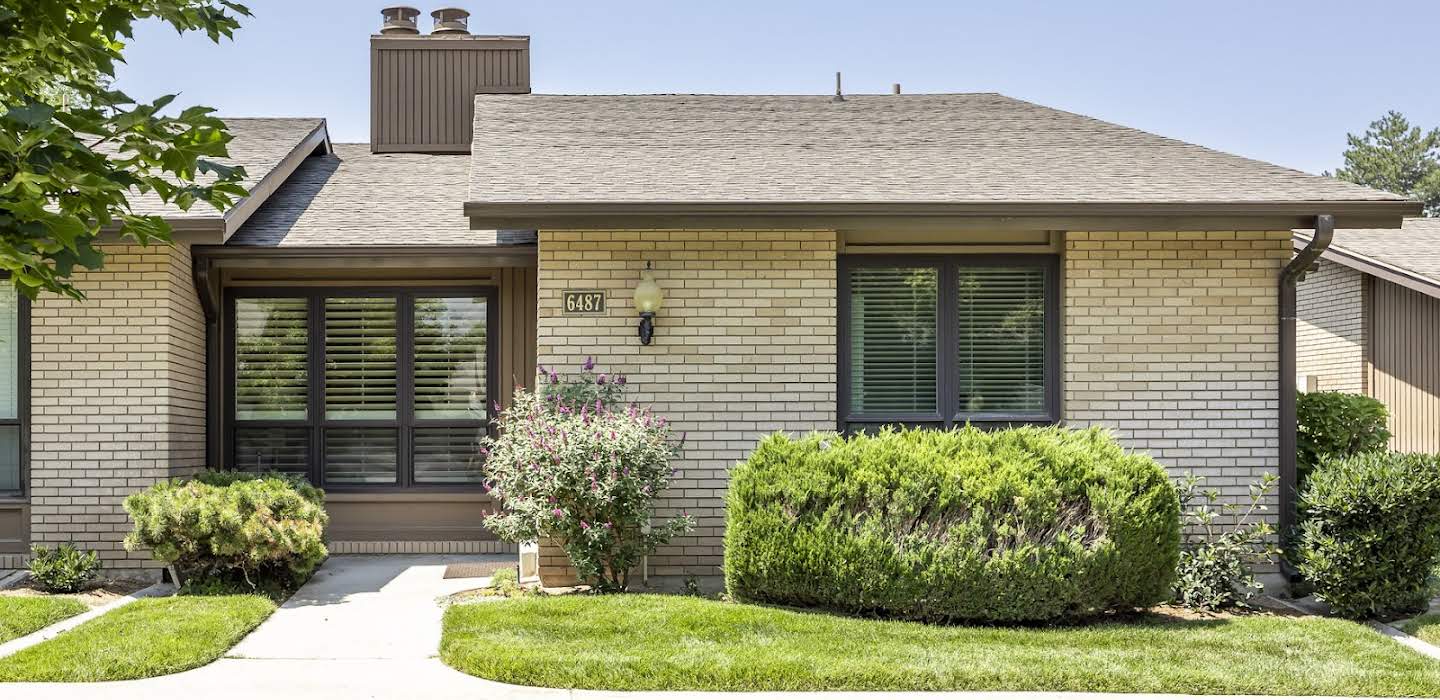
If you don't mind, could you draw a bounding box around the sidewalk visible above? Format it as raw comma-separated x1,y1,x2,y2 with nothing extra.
0,555,1380,699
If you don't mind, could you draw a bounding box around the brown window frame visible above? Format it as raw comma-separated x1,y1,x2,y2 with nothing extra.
0,291,28,499
837,254,1061,432
223,286,498,492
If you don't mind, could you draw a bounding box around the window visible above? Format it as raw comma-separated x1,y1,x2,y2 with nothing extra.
229,289,495,488
0,286,24,496
839,255,1058,430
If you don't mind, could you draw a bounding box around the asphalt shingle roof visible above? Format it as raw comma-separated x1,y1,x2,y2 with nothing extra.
124,117,326,219
229,143,534,246
467,93,1405,205
1301,218,1440,285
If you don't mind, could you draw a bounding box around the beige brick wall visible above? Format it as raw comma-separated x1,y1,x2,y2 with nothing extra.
535,230,837,582
1064,230,1291,523
1296,259,1367,393
28,243,206,574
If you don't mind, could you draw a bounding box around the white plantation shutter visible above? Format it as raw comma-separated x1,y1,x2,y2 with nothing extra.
325,297,397,419
234,298,308,420
413,296,487,420
0,286,16,493
847,266,938,415
955,267,1047,415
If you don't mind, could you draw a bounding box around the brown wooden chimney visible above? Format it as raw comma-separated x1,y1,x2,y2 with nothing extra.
370,7,530,153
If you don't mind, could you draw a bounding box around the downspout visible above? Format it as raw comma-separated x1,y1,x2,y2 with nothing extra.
1278,214,1333,541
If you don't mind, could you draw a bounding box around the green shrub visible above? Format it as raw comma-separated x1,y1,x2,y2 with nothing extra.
27,543,100,593
1296,391,1390,482
724,426,1181,623
1295,452,1440,619
123,471,328,589
1171,473,1277,610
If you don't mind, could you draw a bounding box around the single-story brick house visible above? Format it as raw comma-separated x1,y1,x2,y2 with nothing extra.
1296,217,1440,452
0,9,1421,583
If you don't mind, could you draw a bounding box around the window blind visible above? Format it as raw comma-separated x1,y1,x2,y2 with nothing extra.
413,296,488,420
325,297,397,419
955,267,1047,415
234,298,308,420
234,426,309,476
848,266,938,414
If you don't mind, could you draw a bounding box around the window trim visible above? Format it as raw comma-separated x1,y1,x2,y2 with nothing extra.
223,286,498,492
0,291,29,500
837,253,1061,431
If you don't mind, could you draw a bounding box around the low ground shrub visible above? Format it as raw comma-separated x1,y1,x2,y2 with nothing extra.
1295,452,1440,619
1171,473,1277,610
1296,391,1390,483
724,426,1180,623
123,470,327,591
482,361,693,592
27,543,100,593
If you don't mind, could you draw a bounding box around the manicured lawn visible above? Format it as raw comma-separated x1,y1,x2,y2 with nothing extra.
0,598,88,644
0,595,275,682
1403,613,1440,646
441,594,1440,696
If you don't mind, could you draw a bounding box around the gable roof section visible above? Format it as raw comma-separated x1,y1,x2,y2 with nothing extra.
1295,218,1440,299
465,93,1419,229
227,143,535,247
119,117,330,238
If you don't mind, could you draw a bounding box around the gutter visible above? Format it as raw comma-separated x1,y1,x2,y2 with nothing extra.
1278,214,1334,541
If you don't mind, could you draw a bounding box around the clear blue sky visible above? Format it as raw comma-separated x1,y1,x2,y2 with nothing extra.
113,0,1439,175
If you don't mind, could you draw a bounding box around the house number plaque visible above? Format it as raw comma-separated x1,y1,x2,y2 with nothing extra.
562,290,607,314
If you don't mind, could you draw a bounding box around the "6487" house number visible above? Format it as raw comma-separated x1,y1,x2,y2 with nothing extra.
562,290,607,314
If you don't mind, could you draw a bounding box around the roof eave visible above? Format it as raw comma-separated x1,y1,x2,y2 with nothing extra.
1294,232,1440,300
221,119,333,241
463,200,1423,233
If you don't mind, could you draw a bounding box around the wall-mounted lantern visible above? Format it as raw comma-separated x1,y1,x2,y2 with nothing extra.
633,262,663,345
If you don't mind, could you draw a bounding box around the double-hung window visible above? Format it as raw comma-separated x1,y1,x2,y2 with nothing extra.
839,255,1058,431
0,286,25,496
229,289,495,488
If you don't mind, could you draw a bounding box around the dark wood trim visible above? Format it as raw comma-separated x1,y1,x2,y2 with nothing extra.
837,253,1061,432
193,245,538,271
466,200,1421,232
224,286,496,491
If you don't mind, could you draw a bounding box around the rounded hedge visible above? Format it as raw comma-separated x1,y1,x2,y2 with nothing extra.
723,426,1180,623
1295,452,1440,619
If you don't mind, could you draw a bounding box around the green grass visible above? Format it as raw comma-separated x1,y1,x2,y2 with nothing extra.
1403,613,1440,646
0,595,275,682
441,594,1440,696
0,598,88,644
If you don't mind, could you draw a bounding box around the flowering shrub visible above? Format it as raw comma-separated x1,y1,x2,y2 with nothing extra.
482,360,694,592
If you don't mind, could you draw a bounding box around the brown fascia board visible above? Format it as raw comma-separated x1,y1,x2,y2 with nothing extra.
463,200,1423,232
1294,232,1440,300
221,120,332,241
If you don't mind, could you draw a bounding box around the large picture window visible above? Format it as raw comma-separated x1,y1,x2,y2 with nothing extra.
839,255,1058,431
228,289,496,489
0,286,25,496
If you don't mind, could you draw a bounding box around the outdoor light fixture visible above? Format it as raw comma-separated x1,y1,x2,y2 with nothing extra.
633,262,663,345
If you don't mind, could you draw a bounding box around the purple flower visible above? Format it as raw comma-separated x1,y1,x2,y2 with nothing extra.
597,373,607,385
582,356,595,372
552,508,564,518
580,520,591,530
616,375,627,386
549,370,559,384
603,522,613,529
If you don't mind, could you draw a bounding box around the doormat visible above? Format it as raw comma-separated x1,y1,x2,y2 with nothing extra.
443,561,517,580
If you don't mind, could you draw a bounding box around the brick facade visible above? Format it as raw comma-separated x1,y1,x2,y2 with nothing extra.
1063,230,1292,527
27,243,206,575
1295,259,1367,393
534,230,837,584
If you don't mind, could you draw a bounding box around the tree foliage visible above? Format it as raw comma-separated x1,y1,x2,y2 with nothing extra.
1332,111,1440,216
0,1,251,299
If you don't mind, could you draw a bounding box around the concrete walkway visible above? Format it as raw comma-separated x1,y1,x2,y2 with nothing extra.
0,555,1392,699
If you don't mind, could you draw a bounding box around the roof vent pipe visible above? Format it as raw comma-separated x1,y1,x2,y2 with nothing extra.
893,83,902,95
431,7,470,34
379,6,421,34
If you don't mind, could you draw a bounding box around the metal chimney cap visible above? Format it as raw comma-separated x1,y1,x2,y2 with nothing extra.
380,6,421,35
431,7,470,34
